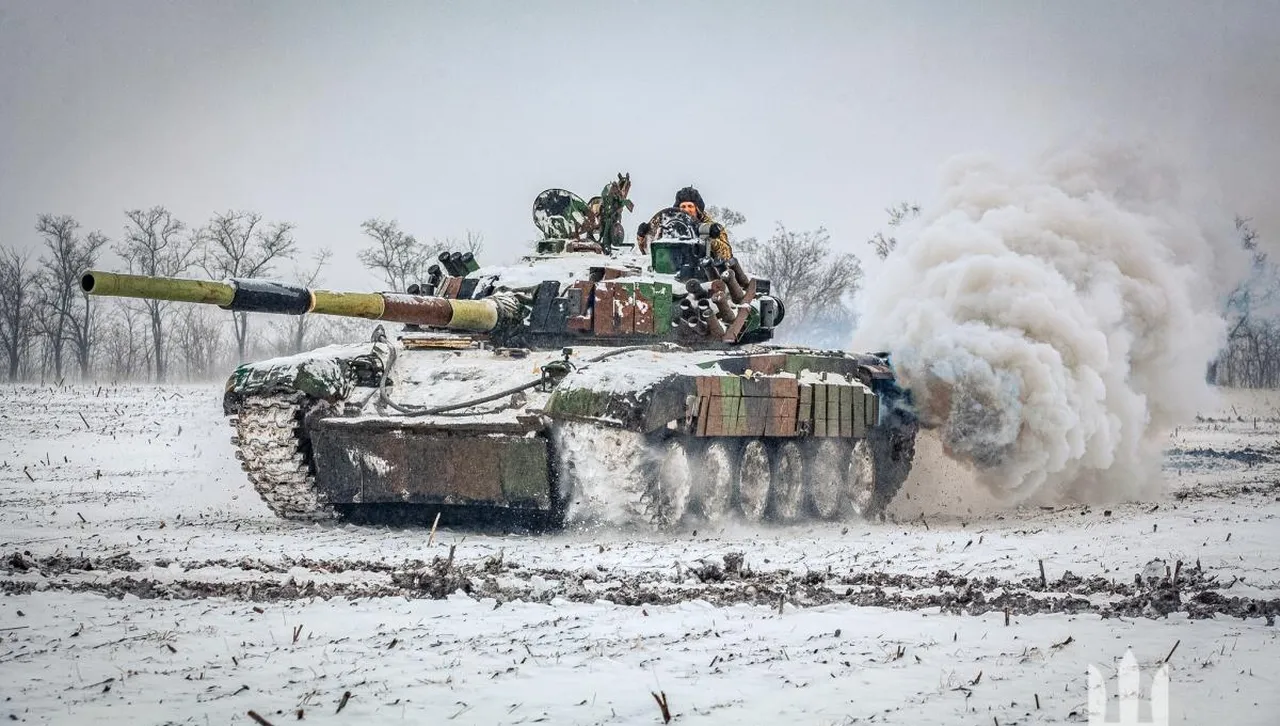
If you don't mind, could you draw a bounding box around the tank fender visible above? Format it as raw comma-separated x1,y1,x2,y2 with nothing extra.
223,341,390,414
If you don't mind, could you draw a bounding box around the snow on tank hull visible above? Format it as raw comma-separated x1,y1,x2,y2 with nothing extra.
223,337,918,530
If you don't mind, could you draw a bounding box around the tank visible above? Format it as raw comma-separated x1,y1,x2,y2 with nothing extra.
80,173,919,530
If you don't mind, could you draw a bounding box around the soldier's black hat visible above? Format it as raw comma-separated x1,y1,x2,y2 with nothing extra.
674,186,705,214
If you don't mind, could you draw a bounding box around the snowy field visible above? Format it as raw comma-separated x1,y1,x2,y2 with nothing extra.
1,383,1278,725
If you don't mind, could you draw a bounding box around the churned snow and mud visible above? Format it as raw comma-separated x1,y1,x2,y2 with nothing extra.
1,382,1278,724
854,147,1251,507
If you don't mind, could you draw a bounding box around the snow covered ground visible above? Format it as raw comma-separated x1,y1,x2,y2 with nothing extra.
1,382,1277,725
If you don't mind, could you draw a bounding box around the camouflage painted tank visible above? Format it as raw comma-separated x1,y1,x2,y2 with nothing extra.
80,173,919,530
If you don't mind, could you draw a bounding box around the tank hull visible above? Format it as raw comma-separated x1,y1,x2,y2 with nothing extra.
224,338,918,529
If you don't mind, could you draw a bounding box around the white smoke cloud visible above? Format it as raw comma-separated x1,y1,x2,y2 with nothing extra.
854,144,1249,505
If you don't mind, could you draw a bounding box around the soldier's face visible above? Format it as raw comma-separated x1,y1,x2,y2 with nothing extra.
679,201,698,218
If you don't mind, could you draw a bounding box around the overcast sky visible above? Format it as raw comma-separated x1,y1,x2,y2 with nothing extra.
2,0,1276,290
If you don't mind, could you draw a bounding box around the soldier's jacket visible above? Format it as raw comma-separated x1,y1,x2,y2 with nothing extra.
696,210,734,260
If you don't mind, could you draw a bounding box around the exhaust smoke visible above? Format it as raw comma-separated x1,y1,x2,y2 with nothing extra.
855,146,1246,506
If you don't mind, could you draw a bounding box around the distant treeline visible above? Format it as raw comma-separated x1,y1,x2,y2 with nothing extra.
0,202,872,383
1208,218,1280,388
0,207,487,383
0,206,1274,386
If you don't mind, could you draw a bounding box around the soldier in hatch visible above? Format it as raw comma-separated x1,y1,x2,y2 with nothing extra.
636,186,734,260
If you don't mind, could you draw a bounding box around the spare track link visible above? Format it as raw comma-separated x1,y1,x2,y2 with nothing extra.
230,392,336,521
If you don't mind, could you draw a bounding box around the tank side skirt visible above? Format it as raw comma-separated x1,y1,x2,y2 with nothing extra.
308,417,552,509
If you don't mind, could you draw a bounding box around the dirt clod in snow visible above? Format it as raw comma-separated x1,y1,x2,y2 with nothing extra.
4,552,142,576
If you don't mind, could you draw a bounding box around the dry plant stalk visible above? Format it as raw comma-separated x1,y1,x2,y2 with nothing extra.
428,512,442,546
650,691,671,724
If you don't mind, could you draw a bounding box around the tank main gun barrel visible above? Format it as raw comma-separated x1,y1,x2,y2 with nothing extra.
79,270,504,332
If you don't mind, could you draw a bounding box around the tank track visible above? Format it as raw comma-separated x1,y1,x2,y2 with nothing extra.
230,392,336,521
227,396,918,529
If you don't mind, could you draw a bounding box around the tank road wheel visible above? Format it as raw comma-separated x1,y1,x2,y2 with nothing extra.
845,439,877,518
737,440,771,522
770,441,806,522
805,438,849,520
653,439,693,528
694,439,736,523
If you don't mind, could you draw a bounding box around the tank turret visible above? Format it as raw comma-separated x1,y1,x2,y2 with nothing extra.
82,172,784,350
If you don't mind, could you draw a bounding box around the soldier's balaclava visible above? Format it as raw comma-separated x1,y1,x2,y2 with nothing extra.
674,187,705,216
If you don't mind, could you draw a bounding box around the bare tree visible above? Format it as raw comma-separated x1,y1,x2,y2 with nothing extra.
431,229,485,263
357,218,443,291
29,290,61,380
1223,216,1273,339
304,316,378,349
0,248,39,381
866,201,921,260
32,215,73,378
67,232,106,379
172,306,227,380
97,301,146,381
738,224,864,347
461,229,485,255
198,210,298,362
117,206,199,382
34,214,109,380
286,248,332,354
1212,217,1280,387
704,205,747,230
